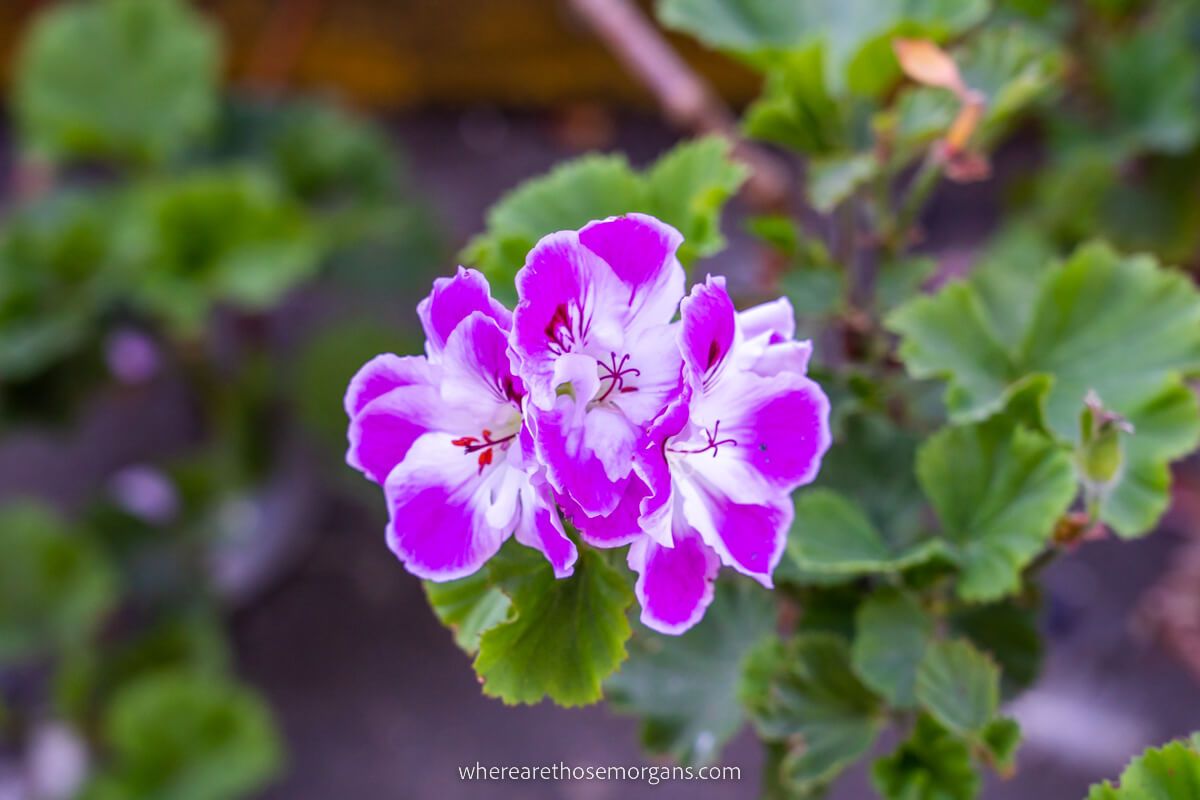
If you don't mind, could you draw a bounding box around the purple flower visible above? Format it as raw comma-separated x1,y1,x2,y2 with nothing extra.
345,268,576,580
626,277,830,633
510,214,687,543
345,214,831,637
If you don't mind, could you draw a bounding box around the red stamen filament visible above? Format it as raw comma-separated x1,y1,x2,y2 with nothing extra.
667,420,737,459
596,352,641,403
452,429,518,474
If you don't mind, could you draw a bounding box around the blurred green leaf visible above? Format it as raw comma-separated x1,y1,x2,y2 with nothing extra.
120,168,322,333
872,714,980,800
56,612,230,721
0,502,116,664
852,588,933,708
657,0,989,86
915,639,999,737
0,191,126,381
425,571,512,655
86,670,281,800
808,152,878,212
15,0,220,167
741,633,885,791
917,418,1075,602
1097,7,1200,156
952,601,1042,696
474,545,632,707
462,137,745,297
1088,736,1200,799
606,580,775,766
891,242,1200,536
646,137,748,263
742,45,846,154
787,488,944,578
876,256,936,315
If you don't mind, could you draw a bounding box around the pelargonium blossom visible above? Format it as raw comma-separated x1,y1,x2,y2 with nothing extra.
345,267,576,580
345,214,831,637
509,214,686,546
626,276,831,633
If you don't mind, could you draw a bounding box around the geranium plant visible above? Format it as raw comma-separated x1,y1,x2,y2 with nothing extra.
344,0,1200,797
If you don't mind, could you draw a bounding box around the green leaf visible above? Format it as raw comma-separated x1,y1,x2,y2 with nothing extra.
1097,7,1200,156
14,0,220,168
646,137,748,264
87,671,281,800
952,601,1042,696
872,714,980,800
120,168,322,333
474,546,632,707
0,190,127,382
852,589,933,708
1088,737,1200,800
606,580,775,765
462,138,745,297
788,489,944,577
877,257,937,315
891,241,1200,537
981,717,1021,772
917,418,1075,601
915,640,999,737
657,0,989,86
742,45,845,155
425,572,512,655
808,152,878,213
0,502,116,664
741,633,885,790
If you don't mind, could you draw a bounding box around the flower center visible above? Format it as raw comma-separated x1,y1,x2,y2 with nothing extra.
545,302,589,356
666,420,737,459
452,428,518,474
595,351,641,403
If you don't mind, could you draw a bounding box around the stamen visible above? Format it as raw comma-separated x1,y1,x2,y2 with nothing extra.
667,420,737,458
596,351,642,403
453,428,519,474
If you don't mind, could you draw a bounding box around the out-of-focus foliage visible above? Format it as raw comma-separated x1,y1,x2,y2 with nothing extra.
14,0,221,168
119,168,321,333
1087,734,1200,799
0,191,126,382
0,503,116,664
607,581,776,766
0,0,444,797
462,137,746,299
83,671,281,800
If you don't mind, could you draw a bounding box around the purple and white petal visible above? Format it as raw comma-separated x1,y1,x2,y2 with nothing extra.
693,371,832,496
440,312,525,413
578,214,685,331
384,433,510,581
347,384,473,484
514,478,578,578
628,521,720,635
737,296,796,343
417,267,511,357
510,230,623,408
679,276,737,386
344,353,435,418
674,480,792,587
558,479,645,549
527,398,635,517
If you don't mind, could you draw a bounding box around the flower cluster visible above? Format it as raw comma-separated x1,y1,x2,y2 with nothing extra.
345,214,831,634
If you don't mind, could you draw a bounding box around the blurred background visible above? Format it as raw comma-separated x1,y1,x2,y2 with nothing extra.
0,1,1198,798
